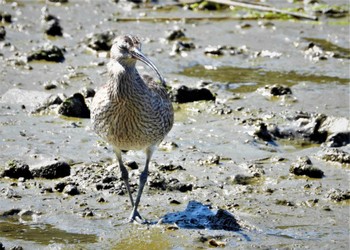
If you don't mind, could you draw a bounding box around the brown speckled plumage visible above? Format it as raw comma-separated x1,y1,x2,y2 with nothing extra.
91,35,174,222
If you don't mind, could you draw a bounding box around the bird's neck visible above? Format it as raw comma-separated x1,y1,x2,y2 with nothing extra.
107,61,141,100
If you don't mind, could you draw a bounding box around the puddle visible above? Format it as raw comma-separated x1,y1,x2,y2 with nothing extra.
180,65,349,93
0,220,97,245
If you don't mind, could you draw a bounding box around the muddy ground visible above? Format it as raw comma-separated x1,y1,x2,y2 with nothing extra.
0,0,349,249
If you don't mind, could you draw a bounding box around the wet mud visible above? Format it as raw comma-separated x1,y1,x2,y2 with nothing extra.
0,0,349,249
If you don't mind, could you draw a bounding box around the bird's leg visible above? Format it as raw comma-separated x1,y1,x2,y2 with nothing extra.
129,145,155,223
115,149,135,208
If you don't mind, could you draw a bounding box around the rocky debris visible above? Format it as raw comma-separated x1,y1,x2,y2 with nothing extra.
27,44,65,62
0,26,5,41
149,173,193,192
268,84,292,96
161,200,241,231
170,41,196,56
289,156,324,178
159,141,179,151
32,94,64,114
54,181,68,192
319,148,350,164
254,123,275,142
125,160,139,170
204,46,224,56
0,12,12,23
31,161,71,179
85,31,115,52
156,163,185,172
1,160,33,179
58,93,90,118
270,112,328,144
228,163,264,185
200,155,221,165
326,189,350,202
169,85,215,103
254,50,282,59
165,27,186,41
326,131,350,147
63,184,80,196
41,6,63,36
304,42,335,61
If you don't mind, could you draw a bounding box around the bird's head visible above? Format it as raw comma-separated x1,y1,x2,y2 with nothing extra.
110,35,165,85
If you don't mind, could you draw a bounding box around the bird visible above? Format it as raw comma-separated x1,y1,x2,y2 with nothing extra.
90,35,174,223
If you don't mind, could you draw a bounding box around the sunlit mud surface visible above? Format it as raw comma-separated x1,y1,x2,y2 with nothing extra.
0,0,349,249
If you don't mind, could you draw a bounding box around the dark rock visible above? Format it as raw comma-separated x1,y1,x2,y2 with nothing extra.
31,161,70,179
0,26,5,41
0,12,12,23
254,123,274,141
326,189,350,202
269,85,292,96
169,85,215,103
63,184,80,195
204,46,224,56
0,208,21,217
85,31,115,51
58,93,90,118
102,176,117,184
157,163,185,172
169,199,181,205
320,148,350,164
165,28,186,41
327,131,350,147
289,156,324,178
1,160,33,179
41,7,63,36
125,160,138,170
170,41,195,55
54,181,67,192
149,173,192,192
81,87,96,98
27,44,65,62
0,242,4,250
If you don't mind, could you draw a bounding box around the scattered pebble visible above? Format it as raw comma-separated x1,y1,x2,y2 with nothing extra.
41,6,63,36
165,27,186,41
319,148,350,164
1,160,33,179
27,44,65,62
58,93,90,118
169,85,216,103
326,188,350,202
289,156,324,178
31,161,71,179
85,31,116,52
63,184,80,196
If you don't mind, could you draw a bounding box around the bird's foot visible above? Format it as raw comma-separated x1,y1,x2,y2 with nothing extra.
128,210,146,224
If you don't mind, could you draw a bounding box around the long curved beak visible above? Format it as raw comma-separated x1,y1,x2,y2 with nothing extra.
131,47,166,86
